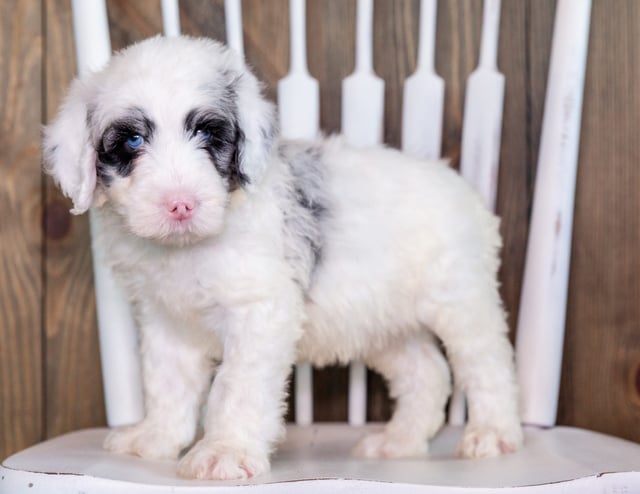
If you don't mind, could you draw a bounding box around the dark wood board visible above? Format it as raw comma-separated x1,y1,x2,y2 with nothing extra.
0,0,45,458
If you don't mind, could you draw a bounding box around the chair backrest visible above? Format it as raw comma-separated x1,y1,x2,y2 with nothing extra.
69,0,592,430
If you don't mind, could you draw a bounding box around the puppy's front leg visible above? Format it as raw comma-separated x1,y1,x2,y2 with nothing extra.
178,299,300,481
104,308,214,460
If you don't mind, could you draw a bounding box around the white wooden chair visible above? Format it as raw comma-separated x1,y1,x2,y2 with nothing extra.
2,0,639,492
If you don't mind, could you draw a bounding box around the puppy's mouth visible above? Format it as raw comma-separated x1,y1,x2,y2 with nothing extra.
158,219,202,245
124,208,224,247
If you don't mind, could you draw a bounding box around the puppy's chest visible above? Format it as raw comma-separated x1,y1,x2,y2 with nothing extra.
152,266,212,316
123,251,224,320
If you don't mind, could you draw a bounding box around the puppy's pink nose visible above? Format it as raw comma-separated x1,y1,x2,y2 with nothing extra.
165,197,195,221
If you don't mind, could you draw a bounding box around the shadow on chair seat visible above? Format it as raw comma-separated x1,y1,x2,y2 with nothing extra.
2,424,640,493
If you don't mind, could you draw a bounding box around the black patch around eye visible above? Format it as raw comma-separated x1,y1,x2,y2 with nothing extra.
95,107,155,185
184,108,248,191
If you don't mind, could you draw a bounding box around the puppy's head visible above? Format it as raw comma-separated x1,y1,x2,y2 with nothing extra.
44,36,275,245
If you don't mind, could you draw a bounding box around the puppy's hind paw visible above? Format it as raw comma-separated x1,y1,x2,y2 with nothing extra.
177,439,270,480
353,431,428,459
457,423,523,459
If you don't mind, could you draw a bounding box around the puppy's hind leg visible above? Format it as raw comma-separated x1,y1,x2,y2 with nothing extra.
353,332,451,459
421,273,523,459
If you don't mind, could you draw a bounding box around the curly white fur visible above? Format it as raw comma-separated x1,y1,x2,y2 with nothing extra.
44,36,522,480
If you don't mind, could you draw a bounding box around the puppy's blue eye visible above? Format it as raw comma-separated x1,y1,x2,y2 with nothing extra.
196,128,212,141
126,135,144,149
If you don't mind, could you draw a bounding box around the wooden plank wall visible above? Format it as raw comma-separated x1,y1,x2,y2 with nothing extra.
1,0,640,460
0,0,44,460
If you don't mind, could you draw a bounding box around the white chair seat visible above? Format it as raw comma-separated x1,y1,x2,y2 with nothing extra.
2,424,639,493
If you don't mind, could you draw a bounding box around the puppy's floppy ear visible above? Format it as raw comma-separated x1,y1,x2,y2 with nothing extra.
233,71,277,186
43,78,99,215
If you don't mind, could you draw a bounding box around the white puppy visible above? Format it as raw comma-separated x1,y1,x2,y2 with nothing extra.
44,36,522,480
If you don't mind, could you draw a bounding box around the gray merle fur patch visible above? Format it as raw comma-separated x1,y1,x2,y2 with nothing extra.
278,140,329,290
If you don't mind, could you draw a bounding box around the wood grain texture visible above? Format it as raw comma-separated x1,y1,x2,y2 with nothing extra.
242,0,289,102
493,0,555,341
106,0,163,50
558,0,640,442
0,0,44,459
437,0,482,166
2,0,640,460
308,0,357,135
179,0,226,42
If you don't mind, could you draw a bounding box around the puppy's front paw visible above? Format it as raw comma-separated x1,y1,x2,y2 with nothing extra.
104,421,185,460
177,439,270,480
457,423,523,459
353,431,428,459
